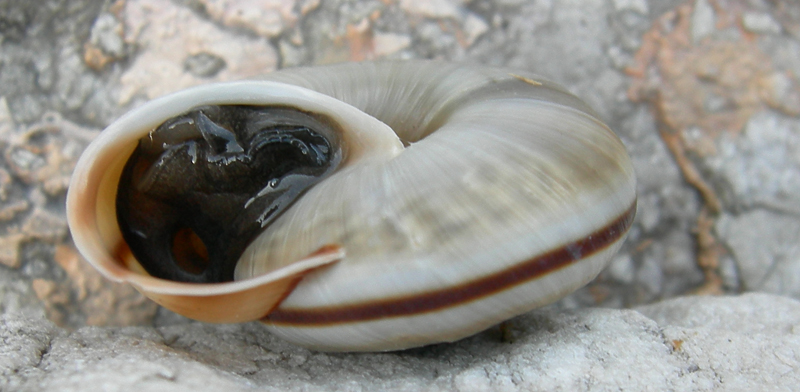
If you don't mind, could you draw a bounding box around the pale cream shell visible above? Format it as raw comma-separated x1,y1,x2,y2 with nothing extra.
67,61,636,351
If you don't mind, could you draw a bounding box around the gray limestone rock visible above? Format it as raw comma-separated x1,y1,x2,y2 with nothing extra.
2,293,798,391
1,0,800,390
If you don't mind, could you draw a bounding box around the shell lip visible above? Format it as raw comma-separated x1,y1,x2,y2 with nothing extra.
66,79,389,299
123,246,345,296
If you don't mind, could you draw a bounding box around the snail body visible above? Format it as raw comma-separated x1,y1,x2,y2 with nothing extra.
67,61,636,351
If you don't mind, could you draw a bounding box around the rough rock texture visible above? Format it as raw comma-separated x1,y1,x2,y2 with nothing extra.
2,293,798,391
1,0,799,390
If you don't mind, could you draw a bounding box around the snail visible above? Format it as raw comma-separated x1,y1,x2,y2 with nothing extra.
66,61,637,352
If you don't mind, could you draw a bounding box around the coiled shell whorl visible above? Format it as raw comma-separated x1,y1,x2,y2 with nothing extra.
67,61,636,352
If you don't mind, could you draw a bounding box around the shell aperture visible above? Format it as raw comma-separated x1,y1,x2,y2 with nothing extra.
116,105,341,283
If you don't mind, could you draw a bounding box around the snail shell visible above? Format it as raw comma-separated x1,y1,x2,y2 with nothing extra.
67,61,636,352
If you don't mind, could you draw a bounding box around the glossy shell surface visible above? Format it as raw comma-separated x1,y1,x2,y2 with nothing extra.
67,61,637,351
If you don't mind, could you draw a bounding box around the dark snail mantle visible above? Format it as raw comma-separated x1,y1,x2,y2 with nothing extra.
117,105,341,283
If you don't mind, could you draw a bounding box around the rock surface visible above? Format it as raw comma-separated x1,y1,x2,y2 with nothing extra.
1,0,800,390
2,293,798,391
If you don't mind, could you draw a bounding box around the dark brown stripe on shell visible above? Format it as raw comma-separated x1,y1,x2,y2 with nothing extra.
264,201,637,326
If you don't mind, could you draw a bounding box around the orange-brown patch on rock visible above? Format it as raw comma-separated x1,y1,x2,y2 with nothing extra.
628,1,800,157
626,0,798,294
